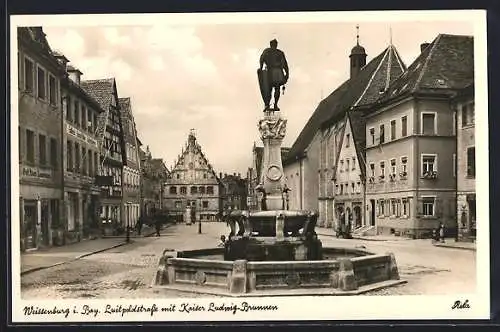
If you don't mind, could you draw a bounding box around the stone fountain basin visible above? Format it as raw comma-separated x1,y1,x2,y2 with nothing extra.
153,246,406,297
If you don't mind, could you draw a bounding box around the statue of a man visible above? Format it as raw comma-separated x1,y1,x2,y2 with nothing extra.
258,39,289,112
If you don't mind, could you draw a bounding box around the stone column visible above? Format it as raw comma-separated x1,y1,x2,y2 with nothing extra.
257,112,287,211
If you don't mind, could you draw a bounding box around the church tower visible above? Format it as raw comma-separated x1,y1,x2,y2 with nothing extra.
349,25,367,79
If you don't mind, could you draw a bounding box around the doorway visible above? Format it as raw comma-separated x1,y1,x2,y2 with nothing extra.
370,199,375,226
41,200,50,246
353,205,362,228
24,201,37,249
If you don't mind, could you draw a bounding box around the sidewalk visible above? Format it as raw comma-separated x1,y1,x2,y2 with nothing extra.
433,238,476,251
21,237,129,275
101,224,160,239
315,227,411,241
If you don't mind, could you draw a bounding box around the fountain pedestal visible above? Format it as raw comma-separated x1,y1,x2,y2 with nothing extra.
257,111,287,210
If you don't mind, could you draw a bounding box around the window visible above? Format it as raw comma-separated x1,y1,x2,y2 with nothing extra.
379,200,385,216
390,158,396,176
37,67,46,100
175,201,182,209
87,108,92,132
467,147,475,177
48,75,56,105
390,120,396,140
462,103,475,127
88,150,93,176
340,160,344,172
18,127,22,161
340,184,344,195
335,184,339,194
453,153,456,177
380,161,385,178
207,186,214,195
75,142,80,173
191,186,197,194
199,186,205,194
356,182,361,193
50,138,57,168
38,134,47,166
67,140,73,171
369,163,375,177
24,57,34,92
169,186,177,194
26,129,34,163
180,187,187,195
176,173,180,179
379,124,385,144
94,151,98,176
81,146,87,175
402,198,408,216
369,128,375,145
346,133,350,147
401,116,408,137
391,199,397,216
351,182,355,194
422,113,436,135
422,155,436,176
422,197,435,216
202,201,209,208
74,100,80,127
401,157,408,175
81,105,86,130
93,113,98,133
452,112,456,135
346,159,350,172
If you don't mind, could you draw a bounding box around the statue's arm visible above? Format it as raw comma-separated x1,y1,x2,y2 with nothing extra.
282,53,289,77
259,50,267,69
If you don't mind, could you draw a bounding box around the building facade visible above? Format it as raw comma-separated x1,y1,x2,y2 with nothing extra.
284,34,405,228
81,78,125,232
57,58,103,243
163,131,222,222
221,173,247,211
332,111,367,231
365,35,473,238
18,27,66,250
119,97,142,229
454,84,475,241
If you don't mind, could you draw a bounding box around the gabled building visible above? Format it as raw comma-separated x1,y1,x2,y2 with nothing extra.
332,110,367,231
56,55,104,244
81,78,125,232
247,143,290,211
18,27,67,250
283,33,406,228
220,173,248,211
453,83,475,241
365,34,474,238
119,97,142,229
163,130,222,222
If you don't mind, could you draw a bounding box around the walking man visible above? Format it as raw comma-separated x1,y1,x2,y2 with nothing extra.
155,217,162,237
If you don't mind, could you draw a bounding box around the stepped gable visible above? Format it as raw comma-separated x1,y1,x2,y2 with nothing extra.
81,78,118,142
284,45,406,165
170,132,221,184
378,34,474,104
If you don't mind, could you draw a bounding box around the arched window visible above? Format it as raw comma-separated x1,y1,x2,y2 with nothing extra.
169,186,177,194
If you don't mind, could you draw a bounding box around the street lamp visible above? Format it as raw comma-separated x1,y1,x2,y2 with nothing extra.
198,196,202,234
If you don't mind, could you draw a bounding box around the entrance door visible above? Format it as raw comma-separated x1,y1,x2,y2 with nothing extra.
41,200,50,246
468,197,476,237
24,202,37,249
370,200,375,226
354,206,362,228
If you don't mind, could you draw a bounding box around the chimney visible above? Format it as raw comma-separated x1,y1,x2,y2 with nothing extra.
420,43,431,53
67,64,83,85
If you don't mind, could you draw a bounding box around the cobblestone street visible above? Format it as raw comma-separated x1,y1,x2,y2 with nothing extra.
21,223,476,299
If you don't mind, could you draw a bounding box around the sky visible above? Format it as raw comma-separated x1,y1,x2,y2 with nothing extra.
40,14,475,175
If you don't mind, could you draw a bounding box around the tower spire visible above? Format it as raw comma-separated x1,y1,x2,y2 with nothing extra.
356,24,360,45
389,26,393,46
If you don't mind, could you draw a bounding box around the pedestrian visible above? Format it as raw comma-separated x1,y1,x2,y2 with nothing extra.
136,216,144,235
218,235,226,247
155,217,162,237
439,223,445,243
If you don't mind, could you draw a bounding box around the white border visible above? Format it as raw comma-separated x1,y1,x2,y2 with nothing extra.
10,10,489,322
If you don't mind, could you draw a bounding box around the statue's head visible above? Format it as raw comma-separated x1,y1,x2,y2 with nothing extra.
270,39,278,48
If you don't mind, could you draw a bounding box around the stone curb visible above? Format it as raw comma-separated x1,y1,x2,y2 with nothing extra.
433,243,476,251
20,241,131,276
101,224,174,239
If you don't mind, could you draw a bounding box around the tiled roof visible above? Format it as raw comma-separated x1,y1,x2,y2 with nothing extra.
81,78,117,143
348,109,368,180
378,34,474,104
284,45,405,164
253,146,290,181
151,158,169,174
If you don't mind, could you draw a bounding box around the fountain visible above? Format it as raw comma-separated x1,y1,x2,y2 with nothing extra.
153,39,405,296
